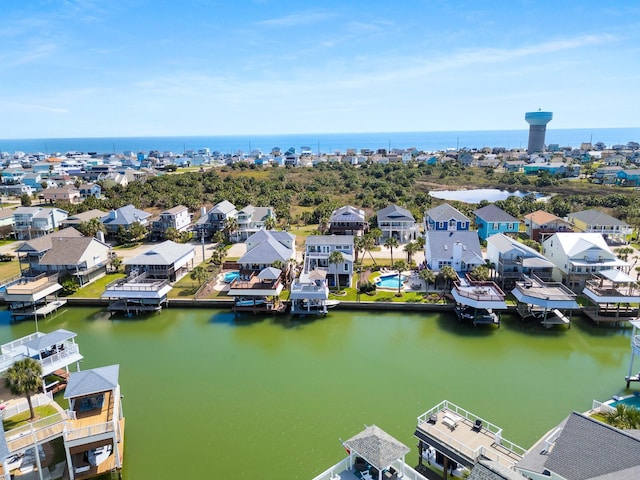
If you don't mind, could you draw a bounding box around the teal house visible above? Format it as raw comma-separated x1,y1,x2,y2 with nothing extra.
474,204,520,241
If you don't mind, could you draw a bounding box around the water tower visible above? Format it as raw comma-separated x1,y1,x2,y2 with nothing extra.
525,110,553,153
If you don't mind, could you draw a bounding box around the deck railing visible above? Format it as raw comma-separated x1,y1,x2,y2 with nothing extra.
592,399,616,414
39,343,80,369
64,420,115,442
2,394,53,420
5,411,67,452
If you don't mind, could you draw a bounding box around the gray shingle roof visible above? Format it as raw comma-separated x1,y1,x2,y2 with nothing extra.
377,204,415,222
126,240,194,266
210,200,236,214
469,460,528,480
16,228,84,253
343,425,410,471
569,209,630,227
426,231,484,265
65,364,120,399
101,204,151,226
305,235,355,246
39,237,106,266
239,238,293,264
474,204,519,223
543,412,640,480
427,203,470,223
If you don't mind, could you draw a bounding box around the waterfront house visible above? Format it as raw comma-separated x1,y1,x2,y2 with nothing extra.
312,425,426,480
486,233,554,288
150,205,191,240
516,412,640,480
473,205,520,241
236,230,295,273
541,232,629,292
234,205,276,242
377,204,418,243
102,270,172,314
511,274,579,327
523,210,573,242
303,235,354,288
425,203,471,232
194,200,237,239
415,400,526,474
16,228,110,286
64,365,125,479
100,204,151,238
124,240,195,282
12,206,68,240
289,270,334,316
581,269,640,324
0,329,83,394
566,209,632,244
424,231,484,273
41,185,81,204
227,266,286,314
328,205,369,237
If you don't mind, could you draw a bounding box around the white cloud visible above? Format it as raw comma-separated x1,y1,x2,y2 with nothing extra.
256,11,336,27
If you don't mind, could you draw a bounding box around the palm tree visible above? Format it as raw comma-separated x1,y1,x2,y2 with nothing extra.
5,358,42,420
328,251,345,291
419,268,436,292
414,235,425,250
438,266,458,291
471,264,490,281
353,236,365,267
110,255,122,273
190,265,208,286
362,233,377,266
384,237,399,268
404,241,418,265
393,259,408,296
484,259,496,280
264,216,277,230
224,217,238,242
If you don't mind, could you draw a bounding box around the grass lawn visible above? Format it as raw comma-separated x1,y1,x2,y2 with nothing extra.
0,259,21,280
112,242,144,250
70,273,126,298
3,404,60,431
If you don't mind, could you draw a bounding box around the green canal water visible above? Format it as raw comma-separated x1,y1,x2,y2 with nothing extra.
0,307,634,479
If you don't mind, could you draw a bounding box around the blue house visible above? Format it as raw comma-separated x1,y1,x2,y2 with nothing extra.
616,169,640,187
474,204,520,241
425,204,471,232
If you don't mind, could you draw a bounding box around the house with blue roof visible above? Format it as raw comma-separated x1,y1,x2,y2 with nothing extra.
474,205,520,241
100,204,151,238
425,204,471,232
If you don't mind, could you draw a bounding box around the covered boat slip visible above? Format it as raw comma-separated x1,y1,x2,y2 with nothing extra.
415,400,525,471
228,267,285,314
624,319,640,388
511,275,578,327
102,271,172,315
582,269,640,324
4,274,66,319
452,279,506,327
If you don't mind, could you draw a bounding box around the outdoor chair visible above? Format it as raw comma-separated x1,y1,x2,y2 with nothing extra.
354,457,368,472
473,419,482,432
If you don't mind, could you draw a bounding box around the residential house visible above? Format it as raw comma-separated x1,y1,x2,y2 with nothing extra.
78,183,102,199
523,209,573,242
61,209,109,230
234,205,276,242
42,185,81,204
593,165,623,184
424,231,484,273
100,204,151,238
194,200,237,239
16,228,110,285
12,206,68,240
616,168,640,186
1,168,26,185
0,210,15,240
474,205,520,241
541,232,629,292
64,365,125,479
567,209,633,244
125,240,195,282
303,235,354,288
150,205,191,240
486,233,554,288
328,205,368,236
236,230,295,273
22,172,45,192
516,412,640,480
376,204,418,243
425,204,471,232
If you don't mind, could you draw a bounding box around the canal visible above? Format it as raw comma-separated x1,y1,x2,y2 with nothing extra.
0,307,633,479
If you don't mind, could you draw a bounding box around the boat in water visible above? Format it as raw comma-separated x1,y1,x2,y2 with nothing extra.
88,444,113,466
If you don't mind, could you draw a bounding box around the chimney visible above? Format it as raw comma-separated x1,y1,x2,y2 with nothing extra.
452,241,463,271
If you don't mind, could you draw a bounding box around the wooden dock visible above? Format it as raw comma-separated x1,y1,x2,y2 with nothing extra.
10,299,67,320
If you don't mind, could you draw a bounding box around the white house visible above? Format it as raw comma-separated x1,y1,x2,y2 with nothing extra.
541,232,630,292
377,204,418,243
486,233,554,288
12,206,68,240
303,235,355,288
424,231,484,273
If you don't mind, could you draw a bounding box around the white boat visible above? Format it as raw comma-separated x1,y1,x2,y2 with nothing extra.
88,444,113,466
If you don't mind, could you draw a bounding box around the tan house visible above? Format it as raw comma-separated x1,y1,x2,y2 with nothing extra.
523,210,573,242
42,185,81,204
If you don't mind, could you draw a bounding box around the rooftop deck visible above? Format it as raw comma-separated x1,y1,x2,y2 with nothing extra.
452,279,507,310
415,400,525,470
512,275,578,309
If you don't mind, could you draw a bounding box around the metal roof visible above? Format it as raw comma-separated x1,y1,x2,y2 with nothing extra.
24,329,76,352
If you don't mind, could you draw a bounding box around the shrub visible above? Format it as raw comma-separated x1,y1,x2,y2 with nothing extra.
358,281,377,295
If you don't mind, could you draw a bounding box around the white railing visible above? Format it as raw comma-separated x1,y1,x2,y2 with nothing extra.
39,343,80,369
310,457,350,480
1,332,42,351
64,420,114,442
592,399,615,414
310,457,428,480
417,400,527,459
2,394,53,420
5,411,67,452
542,427,562,454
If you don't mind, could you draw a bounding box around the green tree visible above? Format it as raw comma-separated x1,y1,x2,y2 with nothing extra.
470,265,490,281
164,227,179,241
5,358,43,420
190,265,208,286
393,259,408,296
419,268,436,292
362,233,378,266
264,216,277,230
110,255,122,273
605,404,640,429
404,241,418,265
328,251,345,290
128,222,148,242
20,193,32,207
438,266,458,291
384,236,399,268
78,217,106,238
224,217,238,242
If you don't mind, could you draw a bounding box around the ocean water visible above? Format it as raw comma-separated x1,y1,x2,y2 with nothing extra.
1,127,638,155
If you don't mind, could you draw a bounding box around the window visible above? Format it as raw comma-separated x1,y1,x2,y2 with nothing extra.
493,223,499,230
344,263,348,272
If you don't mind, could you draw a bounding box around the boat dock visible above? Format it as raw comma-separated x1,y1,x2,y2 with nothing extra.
10,299,67,320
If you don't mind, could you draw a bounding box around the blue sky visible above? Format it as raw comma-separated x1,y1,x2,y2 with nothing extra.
1,1,639,138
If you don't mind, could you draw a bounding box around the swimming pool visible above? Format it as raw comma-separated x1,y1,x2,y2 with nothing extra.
375,273,407,289
611,394,640,410
223,271,240,283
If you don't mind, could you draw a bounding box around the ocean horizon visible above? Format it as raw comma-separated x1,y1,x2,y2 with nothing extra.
1,127,639,156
